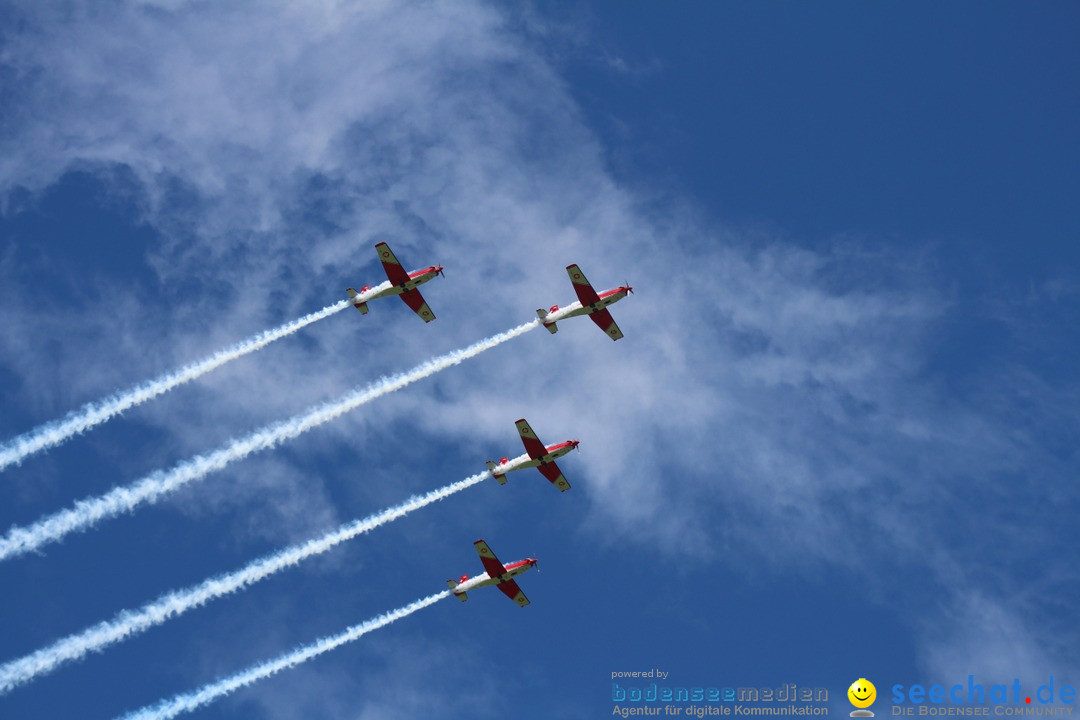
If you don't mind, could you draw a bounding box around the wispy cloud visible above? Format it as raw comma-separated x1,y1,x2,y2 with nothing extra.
118,590,450,720
0,321,535,561
0,298,356,471
0,472,486,693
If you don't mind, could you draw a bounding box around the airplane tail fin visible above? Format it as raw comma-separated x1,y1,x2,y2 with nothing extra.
346,288,369,314
486,460,507,485
446,579,468,602
536,308,558,334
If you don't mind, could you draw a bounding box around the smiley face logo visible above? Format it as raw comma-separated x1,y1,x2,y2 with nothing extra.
848,679,876,709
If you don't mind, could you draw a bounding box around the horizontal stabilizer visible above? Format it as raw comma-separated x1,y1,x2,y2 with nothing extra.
446,579,468,602
346,288,369,314
536,308,558,334
485,460,507,484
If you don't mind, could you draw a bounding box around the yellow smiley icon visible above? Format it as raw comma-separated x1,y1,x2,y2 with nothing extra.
848,678,877,709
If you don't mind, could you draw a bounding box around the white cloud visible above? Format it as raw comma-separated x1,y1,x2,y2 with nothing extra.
919,589,1078,690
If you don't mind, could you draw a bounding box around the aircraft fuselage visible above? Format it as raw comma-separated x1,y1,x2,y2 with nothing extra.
362,266,443,300
493,440,578,475
545,286,632,324
453,557,537,595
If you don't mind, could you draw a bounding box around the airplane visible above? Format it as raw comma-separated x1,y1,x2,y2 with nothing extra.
447,539,538,607
346,241,444,322
536,263,633,340
485,418,579,492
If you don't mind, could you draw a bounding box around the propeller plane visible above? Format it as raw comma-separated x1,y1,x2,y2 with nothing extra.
536,263,632,340
347,242,444,322
447,539,538,607
486,418,579,492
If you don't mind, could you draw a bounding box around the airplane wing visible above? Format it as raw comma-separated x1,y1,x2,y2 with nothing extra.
588,308,624,341
475,540,530,607
537,460,571,492
515,419,548,460
375,242,411,286
398,288,436,322
496,579,531,607
474,539,510,579
566,264,602,306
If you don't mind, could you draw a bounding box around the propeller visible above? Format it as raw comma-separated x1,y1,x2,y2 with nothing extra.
625,282,634,294
437,267,445,279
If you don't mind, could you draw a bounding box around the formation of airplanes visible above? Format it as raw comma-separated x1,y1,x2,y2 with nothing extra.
346,243,631,339
347,242,632,606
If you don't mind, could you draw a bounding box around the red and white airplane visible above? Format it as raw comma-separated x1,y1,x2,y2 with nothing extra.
346,242,444,323
536,263,633,340
447,539,538,607
486,418,579,492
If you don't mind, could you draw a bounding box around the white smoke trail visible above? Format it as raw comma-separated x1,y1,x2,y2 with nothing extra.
0,472,487,693
0,289,386,472
0,319,538,562
118,591,450,720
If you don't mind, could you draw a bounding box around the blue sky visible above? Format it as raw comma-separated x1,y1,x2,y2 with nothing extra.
0,2,1077,718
